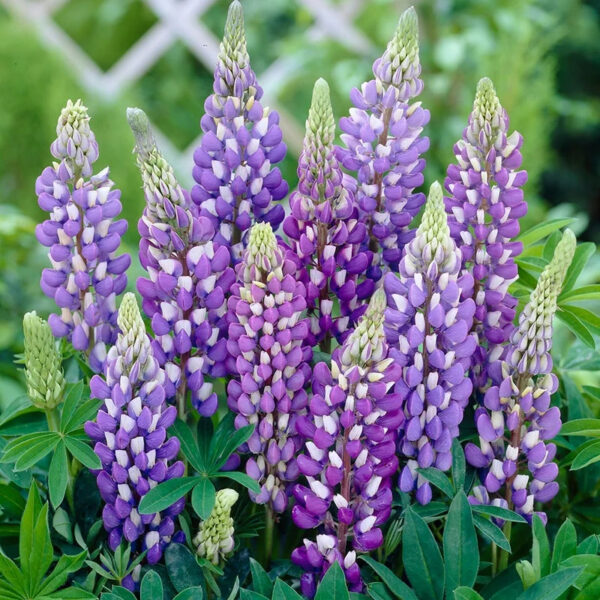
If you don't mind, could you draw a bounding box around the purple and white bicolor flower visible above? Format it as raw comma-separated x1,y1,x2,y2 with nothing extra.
128,108,235,417
191,0,288,260
384,181,476,504
291,290,403,595
85,293,185,579
227,222,312,512
36,99,130,372
465,230,576,523
283,78,373,349
337,6,429,278
444,78,527,390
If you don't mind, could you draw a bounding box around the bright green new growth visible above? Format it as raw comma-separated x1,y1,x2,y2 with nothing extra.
244,222,281,274
56,98,91,142
469,77,504,143
307,78,335,150
127,107,186,216
116,293,151,369
23,312,64,409
221,0,249,70
417,181,451,253
193,488,239,565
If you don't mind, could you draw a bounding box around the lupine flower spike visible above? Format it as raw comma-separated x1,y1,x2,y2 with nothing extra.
227,222,312,512
85,293,185,585
444,78,527,391
36,99,130,372
466,229,576,523
22,312,65,410
338,6,430,278
291,290,404,595
192,0,288,260
128,108,234,417
384,182,476,504
284,79,373,349
194,488,239,565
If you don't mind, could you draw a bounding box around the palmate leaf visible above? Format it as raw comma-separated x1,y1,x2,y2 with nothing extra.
515,567,583,600
35,551,87,597
556,309,595,349
191,478,216,520
517,218,575,247
550,520,577,573
171,420,205,473
1,432,59,466
249,558,273,597
64,436,101,470
560,242,596,293
532,515,551,579
59,381,85,432
314,563,349,600
214,471,261,494
48,440,68,508
570,440,600,470
472,513,511,553
416,467,454,499
561,418,600,437
272,579,303,600
138,477,200,515
359,556,418,600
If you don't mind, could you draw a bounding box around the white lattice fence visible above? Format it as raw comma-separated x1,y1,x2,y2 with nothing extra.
1,0,375,183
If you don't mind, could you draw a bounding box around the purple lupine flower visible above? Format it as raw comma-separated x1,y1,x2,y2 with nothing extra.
128,109,235,417
291,290,403,595
465,230,576,523
191,0,288,261
444,78,527,390
384,182,476,504
283,78,373,350
36,99,130,372
85,293,185,565
337,7,429,278
226,222,311,512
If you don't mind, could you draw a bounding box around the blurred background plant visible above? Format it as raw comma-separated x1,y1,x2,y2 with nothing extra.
0,0,599,398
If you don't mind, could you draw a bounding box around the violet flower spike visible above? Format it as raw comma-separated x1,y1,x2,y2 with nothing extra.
337,6,430,277
227,222,312,512
291,290,404,595
283,78,373,350
384,181,476,504
128,108,235,417
36,99,130,372
84,293,185,576
444,78,528,391
191,0,288,260
465,230,576,523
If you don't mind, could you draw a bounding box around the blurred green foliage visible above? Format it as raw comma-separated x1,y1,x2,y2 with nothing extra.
0,0,598,391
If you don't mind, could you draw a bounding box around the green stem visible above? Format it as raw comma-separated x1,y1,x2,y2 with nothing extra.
264,506,274,567
491,542,498,576
498,521,512,573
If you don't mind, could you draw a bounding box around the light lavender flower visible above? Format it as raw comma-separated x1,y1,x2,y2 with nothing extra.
465,230,576,523
36,99,130,372
384,182,476,504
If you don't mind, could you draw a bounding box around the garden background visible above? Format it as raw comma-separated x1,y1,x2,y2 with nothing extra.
1,0,599,417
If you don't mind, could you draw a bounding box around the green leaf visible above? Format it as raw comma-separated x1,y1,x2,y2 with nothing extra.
515,567,583,600
560,554,600,589
417,467,454,499
249,558,273,597
240,590,269,600
0,553,26,596
473,514,511,553
36,551,87,596
197,418,214,466
173,588,205,600
14,434,60,471
560,284,600,303
52,507,73,543
368,582,395,600
315,563,349,600
561,419,600,437
471,504,527,523
48,440,68,508
1,432,58,465
191,479,216,520
454,588,485,600
48,587,98,599
557,309,595,349
402,508,444,600
171,420,205,473
139,477,199,515
452,439,466,491
60,381,85,432
532,514,551,579
140,570,163,599
543,230,562,262
444,491,479,595
63,398,102,434
64,436,101,470
550,520,577,573
272,579,303,600
19,482,44,587
359,555,418,600
214,471,261,494
517,219,574,247
0,482,25,518
561,242,596,293
165,543,205,592
561,305,600,330
209,423,255,472
577,535,599,555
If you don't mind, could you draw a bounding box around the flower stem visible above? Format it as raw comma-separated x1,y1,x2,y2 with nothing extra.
264,506,274,567
498,521,512,573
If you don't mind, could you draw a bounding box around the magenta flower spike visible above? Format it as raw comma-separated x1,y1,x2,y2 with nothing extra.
465,230,576,523
384,182,477,504
283,78,373,350
36,99,130,372
227,222,312,512
128,109,235,417
337,7,430,278
85,293,185,575
191,0,288,261
291,290,403,595
444,78,528,390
